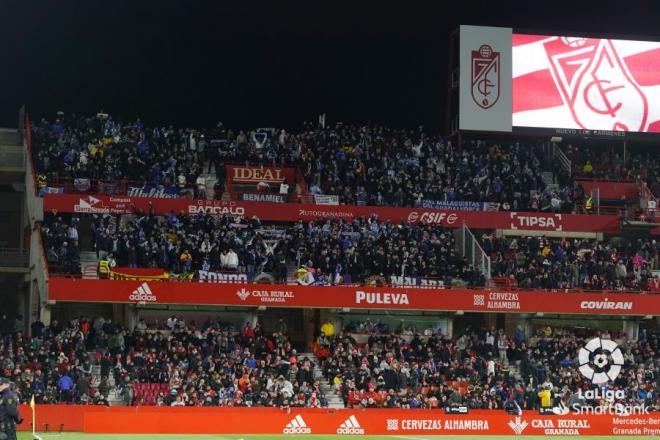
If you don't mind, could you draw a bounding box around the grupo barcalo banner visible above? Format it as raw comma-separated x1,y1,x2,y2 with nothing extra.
48,278,660,315
17,406,660,435
43,193,621,233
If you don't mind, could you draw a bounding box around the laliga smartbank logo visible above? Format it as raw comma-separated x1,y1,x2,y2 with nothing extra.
574,337,649,416
578,337,624,384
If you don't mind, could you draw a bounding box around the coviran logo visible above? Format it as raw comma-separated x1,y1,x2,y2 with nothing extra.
129,283,157,302
355,291,410,305
580,298,633,310
283,415,311,434
337,415,365,435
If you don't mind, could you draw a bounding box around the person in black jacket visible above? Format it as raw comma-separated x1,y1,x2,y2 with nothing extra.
0,378,21,440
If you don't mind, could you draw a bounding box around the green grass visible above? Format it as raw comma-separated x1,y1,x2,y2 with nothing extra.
15,434,655,440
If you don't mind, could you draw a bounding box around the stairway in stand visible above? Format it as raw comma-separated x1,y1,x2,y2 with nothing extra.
298,352,344,408
89,354,125,406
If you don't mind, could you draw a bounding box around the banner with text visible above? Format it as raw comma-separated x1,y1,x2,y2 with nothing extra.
126,184,180,199
43,194,621,233
421,200,500,212
48,278,660,315
227,165,297,184
17,405,660,435
239,192,287,203
197,270,249,283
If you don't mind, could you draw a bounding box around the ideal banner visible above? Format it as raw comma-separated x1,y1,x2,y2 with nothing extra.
48,278,660,315
227,165,297,183
43,194,621,233
459,25,513,132
126,184,180,198
17,405,660,435
512,34,660,133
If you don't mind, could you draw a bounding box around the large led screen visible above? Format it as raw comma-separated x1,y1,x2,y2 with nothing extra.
512,34,660,133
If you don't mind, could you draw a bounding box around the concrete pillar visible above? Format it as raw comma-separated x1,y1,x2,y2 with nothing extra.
40,305,51,327
622,319,639,340
446,317,454,339
505,313,533,339
126,304,139,330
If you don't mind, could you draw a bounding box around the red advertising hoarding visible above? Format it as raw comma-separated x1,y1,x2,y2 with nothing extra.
43,193,621,233
48,278,660,315
18,405,660,436
513,33,660,133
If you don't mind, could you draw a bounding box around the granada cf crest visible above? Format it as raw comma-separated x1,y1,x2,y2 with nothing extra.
545,38,648,132
471,44,500,109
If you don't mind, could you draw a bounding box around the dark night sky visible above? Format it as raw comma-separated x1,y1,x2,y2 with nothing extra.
1,0,659,131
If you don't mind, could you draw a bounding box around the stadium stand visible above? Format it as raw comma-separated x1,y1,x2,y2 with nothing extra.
31,114,576,212
487,234,659,291
316,324,658,411
2,315,656,411
41,212,486,288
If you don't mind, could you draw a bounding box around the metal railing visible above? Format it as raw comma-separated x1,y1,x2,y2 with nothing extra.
454,222,491,279
552,143,571,176
0,248,29,267
46,272,659,294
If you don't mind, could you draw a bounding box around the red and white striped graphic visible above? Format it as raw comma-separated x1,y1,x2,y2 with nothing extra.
512,33,660,133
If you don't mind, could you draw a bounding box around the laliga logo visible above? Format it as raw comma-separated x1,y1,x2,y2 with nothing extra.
578,337,624,384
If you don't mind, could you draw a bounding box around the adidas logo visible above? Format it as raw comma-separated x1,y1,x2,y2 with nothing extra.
337,415,365,435
282,415,311,434
128,282,158,302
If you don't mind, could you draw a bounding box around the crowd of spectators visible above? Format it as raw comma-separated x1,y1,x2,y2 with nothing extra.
486,235,659,291
568,145,660,191
2,315,327,408
41,217,82,275
42,212,485,287
2,314,657,412
316,323,658,411
31,113,575,212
